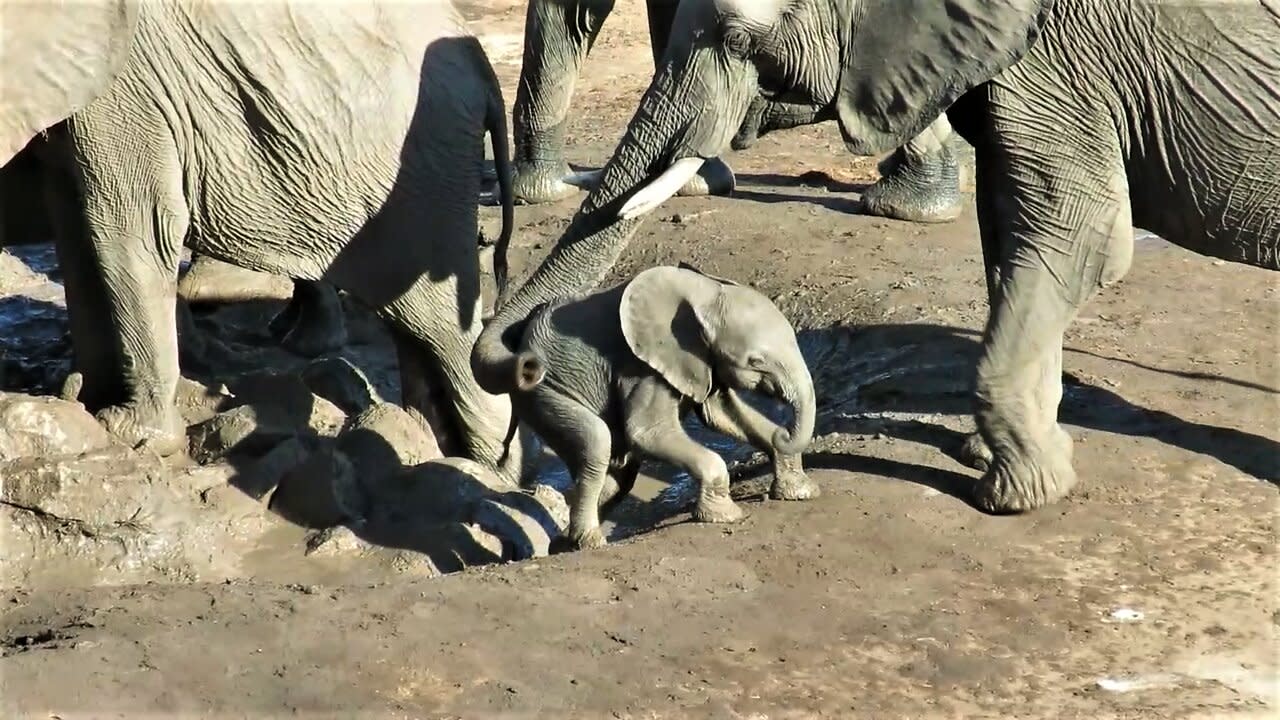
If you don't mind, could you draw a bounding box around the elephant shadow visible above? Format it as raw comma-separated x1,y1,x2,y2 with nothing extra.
726,171,870,215
606,322,1279,538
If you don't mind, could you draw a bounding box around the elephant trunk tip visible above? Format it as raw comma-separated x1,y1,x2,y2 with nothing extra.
515,352,545,391
771,425,807,457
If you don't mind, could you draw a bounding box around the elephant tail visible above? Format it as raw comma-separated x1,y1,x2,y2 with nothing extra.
482,56,515,299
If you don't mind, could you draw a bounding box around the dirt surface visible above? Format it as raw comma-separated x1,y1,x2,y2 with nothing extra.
2,1,1278,717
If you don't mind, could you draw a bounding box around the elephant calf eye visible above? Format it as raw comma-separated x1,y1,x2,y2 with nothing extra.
747,355,766,369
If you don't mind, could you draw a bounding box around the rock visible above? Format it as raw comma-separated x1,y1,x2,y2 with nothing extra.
231,436,313,500
369,457,509,526
226,370,346,436
174,377,233,427
0,393,114,461
187,405,299,465
470,485,569,561
338,402,441,491
301,357,381,415
267,447,366,528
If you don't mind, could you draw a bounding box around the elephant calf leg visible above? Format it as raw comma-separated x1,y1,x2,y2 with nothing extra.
699,389,819,501
630,422,743,524
860,116,971,224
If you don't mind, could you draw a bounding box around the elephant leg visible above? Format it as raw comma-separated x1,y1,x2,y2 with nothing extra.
958,151,1005,472
645,0,735,199
65,118,187,454
597,460,640,519
272,279,348,358
511,0,617,204
860,115,973,224
698,389,819,501
625,381,743,524
516,388,613,549
39,134,121,409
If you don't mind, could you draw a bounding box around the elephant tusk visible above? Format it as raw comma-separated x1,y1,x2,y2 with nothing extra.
618,157,706,220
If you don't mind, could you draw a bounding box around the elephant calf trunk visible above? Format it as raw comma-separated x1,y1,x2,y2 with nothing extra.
771,376,816,456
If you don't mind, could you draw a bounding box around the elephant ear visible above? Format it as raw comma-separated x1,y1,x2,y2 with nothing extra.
0,0,138,166
621,266,720,402
837,0,1054,155
676,261,741,287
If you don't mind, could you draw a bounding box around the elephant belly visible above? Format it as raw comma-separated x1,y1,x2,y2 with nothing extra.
148,1,483,278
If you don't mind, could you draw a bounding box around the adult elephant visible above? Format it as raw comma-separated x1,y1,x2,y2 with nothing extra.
510,0,972,223
475,0,1280,513
1,0,528,483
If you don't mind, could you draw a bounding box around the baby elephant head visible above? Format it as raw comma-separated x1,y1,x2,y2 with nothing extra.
620,265,815,455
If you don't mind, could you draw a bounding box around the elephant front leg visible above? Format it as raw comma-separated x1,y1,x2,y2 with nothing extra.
626,383,744,524
511,0,618,204
859,115,973,224
698,389,819,501
67,123,188,454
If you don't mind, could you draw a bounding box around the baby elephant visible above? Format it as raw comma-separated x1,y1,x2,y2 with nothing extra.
511,264,819,550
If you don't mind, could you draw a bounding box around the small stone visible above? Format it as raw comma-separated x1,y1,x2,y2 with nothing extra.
268,447,366,528
0,393,113,461
187,405,298,465
302,357,381,415
470,486,569,561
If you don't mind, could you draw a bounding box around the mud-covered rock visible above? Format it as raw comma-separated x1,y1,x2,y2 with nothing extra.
369,457,511,526
470,485,570,561
301,356,382,415
226,369,346,437
0,451,276,588
0,393,114,461
231,436,314,500
187,405,300,464
174,377,233,427
338,402,441,490
268,447,366,528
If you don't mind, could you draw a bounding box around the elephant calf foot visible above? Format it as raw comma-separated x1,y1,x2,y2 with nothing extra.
770,454,821,501
674,157,736,198
97,402,187,456
693,490,745,524
512,159,582,205
270,281,348,358
859,142,966,224
972,427,1077,514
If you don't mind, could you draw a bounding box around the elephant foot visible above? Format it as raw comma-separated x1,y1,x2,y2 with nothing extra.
972,426,1076,514
512,159,583,204
693,491,745,524
674,157,736,197
178,257,291,305
270,282,347,358
958,431,994,471
770,466,821,502
859,141,966,224
97,402,187,456
567,524,607,551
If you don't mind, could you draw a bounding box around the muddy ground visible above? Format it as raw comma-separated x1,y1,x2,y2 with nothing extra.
2,1,1277,717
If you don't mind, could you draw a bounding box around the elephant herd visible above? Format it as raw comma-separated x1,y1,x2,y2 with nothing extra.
1,1,1275,545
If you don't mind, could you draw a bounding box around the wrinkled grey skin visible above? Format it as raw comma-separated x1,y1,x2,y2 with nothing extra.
511,0,968,221
511,264,818,549
2,0,527,484
475,0,1280,514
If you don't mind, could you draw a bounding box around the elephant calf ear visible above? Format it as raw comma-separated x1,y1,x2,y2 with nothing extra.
837,0,1054,156
621,267,717,403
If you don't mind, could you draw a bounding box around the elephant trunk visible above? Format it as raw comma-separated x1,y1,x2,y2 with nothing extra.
473,49,750,395
771,360,816,457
